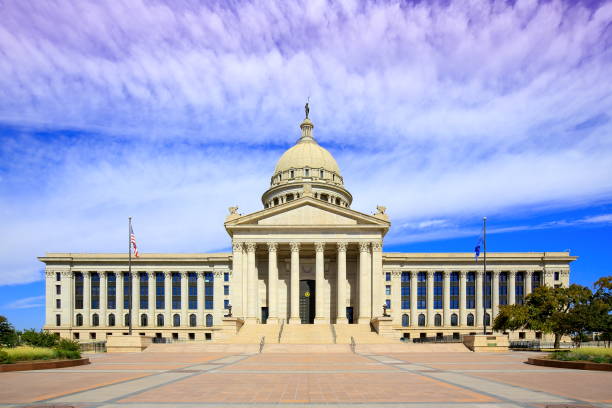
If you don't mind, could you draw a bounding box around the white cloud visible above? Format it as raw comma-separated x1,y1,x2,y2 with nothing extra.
4,295,45,309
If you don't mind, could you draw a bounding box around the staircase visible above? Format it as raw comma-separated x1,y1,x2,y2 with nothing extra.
279,324,335,344
334,323,397,344
223,323,281,344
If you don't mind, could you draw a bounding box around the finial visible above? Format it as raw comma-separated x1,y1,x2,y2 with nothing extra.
305,97,310,119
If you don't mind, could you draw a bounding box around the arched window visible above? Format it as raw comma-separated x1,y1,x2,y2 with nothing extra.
189,314,197,327
484,313,491,326
108,313,115,326
467,313,475,326
451,313,458,326
124,313,130,326
92,313,99,326
173,313,180,327
76,313,83,326
205,314,213,327
141,314,148,327
418,313,426,326
402,314,409,327
156,314,164,327
434,313,442,327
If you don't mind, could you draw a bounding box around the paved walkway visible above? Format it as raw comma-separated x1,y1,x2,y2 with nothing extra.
0,350,611,407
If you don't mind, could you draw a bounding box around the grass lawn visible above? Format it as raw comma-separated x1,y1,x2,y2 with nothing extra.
550,347,612,364
1,345,81,363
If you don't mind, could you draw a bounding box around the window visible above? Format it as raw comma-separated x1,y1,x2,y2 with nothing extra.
286,193,295,201
188,272,197,309
417,272,426,309
141,313,148,327
204,272,214,309
189,332,195,340
76,313,83,326
173,313,180,327
401,272,410,309
402,314,409,327
451,313,458,326
418,313,426,326
91,272,100,309
499,272,508,305
536,332,542,339
515,272,525,304
484,272,492,308
156,314,164,327
156,272,164,309
172,273,181,309
320,170,324,178
385,272,391,281
107,272,116,309
385,285,391,296
385,299,391,309
224,272,229,282
519,332,526,339
532,272,541,290
56,299,61,309
467,313,474,326
554,271,559,280
124,313,130,326
90,332,96,340
205,314,213,327
205,332,212,340
320,193,329,202
108,314,115,326
56,285,61,295
123,273,131,309
466,272,475,308
433,272,443,309
224,299,230,309
189,314,196,327
484,313,491,326
75,273,84,309
434,313,442,327
92,313,99,326
224,285,230,296
73,332,80,340
56,272,61,281
172,332,179,340
56,314,61,326
139,273,148,309
450,272,459,309
290,170,294,178
304,168,309,177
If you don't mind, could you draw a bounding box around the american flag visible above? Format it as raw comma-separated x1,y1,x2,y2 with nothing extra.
130,223,139,257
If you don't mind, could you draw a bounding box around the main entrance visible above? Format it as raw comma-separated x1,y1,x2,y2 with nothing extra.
299,280,315,324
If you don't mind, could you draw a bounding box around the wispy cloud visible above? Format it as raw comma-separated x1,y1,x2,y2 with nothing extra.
4,295,45,309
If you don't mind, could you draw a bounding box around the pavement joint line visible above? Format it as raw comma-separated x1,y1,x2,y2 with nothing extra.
35,352,248,405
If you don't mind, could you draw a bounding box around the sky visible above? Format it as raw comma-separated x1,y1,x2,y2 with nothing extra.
0,0,611,330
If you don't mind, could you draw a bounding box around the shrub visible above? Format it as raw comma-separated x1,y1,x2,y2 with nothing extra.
0,349,15,364
54,348,81,359
0,316,18,347
56,338,80,352
4,346,56,361
20,329,59,348
550,347,612,364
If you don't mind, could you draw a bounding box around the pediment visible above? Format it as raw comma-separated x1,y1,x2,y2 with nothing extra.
225,197,390,229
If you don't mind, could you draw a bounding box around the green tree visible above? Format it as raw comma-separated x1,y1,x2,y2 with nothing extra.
591,276,612,345
0,315,18,347
20,329,59,348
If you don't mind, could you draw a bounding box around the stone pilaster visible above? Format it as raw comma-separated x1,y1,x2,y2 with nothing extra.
459,271,467,326
197,271,204,325
314,241,326,324
443,270,451,326
231,241,244,319
358,242,371,324
492,271,500,319
410,271,418,327
213,271,224,326
289,242,301,324
267,242,279,324
476,271,483,326
100,272,108,327
390,270,401,325
132,272,140,328
426,270,434,326
180,271,188,326
83,271,91,327
525,271,533,295
336,242,348,324
61,270,73,327
45,271,54,327
164,272,172,327
371,240,383,318
508,271,516,305
147,272,155,326
245,242,257,323
117,272,125,326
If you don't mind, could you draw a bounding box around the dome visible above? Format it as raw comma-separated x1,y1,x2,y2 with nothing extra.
273,117,341,176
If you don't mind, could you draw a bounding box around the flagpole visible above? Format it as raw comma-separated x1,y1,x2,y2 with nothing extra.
482,216,487,335
128,216,133,336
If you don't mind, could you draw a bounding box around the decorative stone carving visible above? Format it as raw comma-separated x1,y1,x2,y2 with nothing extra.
267,242,278,252
358,242,370,252
336,242,347,252
45,271,55,277
373,205,389,221
147,271,155,278
245,242,257,253
214,271,225,278
164,271,172,279
371,240,382,252
232,241,243,251
289,242,300,252
226,206,241,222
509,271,517,278
391,270,402,277
315,242,325,252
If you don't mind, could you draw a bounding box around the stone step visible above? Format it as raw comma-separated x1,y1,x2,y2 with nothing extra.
334,323,397,344
279,323,334,344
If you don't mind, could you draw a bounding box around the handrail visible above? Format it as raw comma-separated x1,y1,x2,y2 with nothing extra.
330,324,337,344
259,336,265,353
350,336,356,353
278,319,285,344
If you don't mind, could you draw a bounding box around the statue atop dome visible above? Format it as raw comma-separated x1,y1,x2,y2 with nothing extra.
305,101,310,119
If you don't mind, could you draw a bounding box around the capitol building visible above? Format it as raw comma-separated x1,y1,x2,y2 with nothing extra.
40,113,575,343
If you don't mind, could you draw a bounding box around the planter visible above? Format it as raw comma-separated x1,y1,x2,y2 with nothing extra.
0,358,90,372
527,357,612,371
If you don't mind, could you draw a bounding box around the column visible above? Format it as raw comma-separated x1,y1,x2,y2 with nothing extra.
508,271,516,305
116,272,124,326
164,272,172,327
267,242,279,324
426,271,434,326
83,271,91,327
336,242,348,324
443,271,450,326
100,272,108,327
61,271,73,327
314,242,326,324
245,242,257,323
476,271,483,326
410,271,417,327
371,240,383,318
242,244,248,320
231,241,244,318
390,271,401,325
132,272,140,328
44,271,54,326
358,242,371,324
180,272,188,326
525,271,533,295
492,271,500,319
289,242,301,324
147,272,155,327
197,272,204,325
459,271,467,326
213,271,224,325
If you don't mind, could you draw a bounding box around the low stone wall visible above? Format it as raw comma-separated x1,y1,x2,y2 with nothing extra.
527,357,612,371
463,334,509,352
106,334,153,352
370,316,394,338
0,358,90,372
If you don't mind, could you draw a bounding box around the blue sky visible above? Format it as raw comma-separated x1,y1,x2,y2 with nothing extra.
1,0,611,330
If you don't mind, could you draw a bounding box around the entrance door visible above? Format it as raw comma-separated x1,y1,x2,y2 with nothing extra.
346,307,354,324
299,280,315,324
261,307,269,324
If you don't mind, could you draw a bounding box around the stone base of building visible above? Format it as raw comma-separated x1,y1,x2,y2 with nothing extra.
371,316,394,339
106,334,154,353
463,334,509,352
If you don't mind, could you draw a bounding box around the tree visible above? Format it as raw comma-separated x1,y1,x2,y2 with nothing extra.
0,315,18,347
494,284,592,348
591,276,612,346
